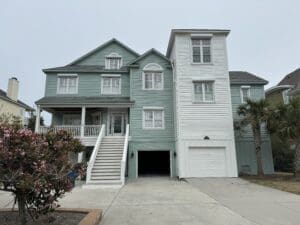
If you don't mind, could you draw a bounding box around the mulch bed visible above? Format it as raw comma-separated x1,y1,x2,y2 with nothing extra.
0,211,87,225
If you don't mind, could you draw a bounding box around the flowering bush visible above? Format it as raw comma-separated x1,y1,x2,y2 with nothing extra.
0,124,84,225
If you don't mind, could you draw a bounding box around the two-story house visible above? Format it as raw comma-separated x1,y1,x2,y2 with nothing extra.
35,29,274,186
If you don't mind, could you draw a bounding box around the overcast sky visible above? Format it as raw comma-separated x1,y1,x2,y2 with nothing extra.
1,0,300,123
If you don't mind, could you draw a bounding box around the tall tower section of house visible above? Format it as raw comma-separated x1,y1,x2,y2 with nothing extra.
166,29,238,177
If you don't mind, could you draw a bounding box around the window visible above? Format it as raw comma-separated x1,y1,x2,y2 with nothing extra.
192,38,211,63
57,75,78,94
105,53,122,69
240,86,250,103
193,81,214,102
143,108,164,129
101,76,121,95
143,63,163,90
63,114,81,125
282,89,290,104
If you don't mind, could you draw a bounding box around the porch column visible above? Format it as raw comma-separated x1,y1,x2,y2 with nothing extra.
80,106,86,138
35,105,40,133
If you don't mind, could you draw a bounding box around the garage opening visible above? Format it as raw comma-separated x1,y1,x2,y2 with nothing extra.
138,151,170,176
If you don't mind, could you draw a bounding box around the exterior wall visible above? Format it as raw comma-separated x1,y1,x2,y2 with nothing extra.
76,42,137,66
266,90,284,107
0,98,26,123
230,84,274,174
170,33,238,177
128,53,176,178
45,73,130,97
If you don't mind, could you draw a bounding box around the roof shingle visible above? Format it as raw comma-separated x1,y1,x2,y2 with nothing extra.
229,71,268,85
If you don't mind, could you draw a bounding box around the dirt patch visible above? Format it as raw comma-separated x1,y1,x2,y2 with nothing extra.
0,211,87,225
242,173,300,195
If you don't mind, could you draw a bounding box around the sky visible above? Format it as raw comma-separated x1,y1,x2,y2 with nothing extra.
0,0,300,124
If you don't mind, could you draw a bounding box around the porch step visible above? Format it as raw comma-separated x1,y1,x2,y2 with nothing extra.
91,175,120,180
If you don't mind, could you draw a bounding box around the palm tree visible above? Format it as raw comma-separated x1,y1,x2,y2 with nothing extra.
267,97,300,177
237,99,270,176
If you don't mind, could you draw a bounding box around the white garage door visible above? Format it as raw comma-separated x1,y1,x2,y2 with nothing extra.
188,147,227,177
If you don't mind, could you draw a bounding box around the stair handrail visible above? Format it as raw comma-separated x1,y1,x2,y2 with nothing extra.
120,124,129,185
86,124,105,183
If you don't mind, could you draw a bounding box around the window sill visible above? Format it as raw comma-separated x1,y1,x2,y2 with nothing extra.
191,62,214,66
56,93,78,95
100,93,121,95
142,127,165,130
142,89,164,91
192,101,216,104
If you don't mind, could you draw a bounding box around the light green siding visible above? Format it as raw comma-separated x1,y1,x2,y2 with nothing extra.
76,42,137,66
230,84,274,174
45,73,130,97
128,53,176,178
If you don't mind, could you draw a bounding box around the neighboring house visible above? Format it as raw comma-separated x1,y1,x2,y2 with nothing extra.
35,29,274,186
266,68,300,106
230,71,274,174
0,77,34,124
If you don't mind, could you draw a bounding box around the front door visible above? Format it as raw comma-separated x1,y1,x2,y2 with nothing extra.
110,113,124,135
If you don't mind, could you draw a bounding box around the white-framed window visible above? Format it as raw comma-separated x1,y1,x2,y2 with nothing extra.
143,63,163,90
105,53,122,69
191,38,212,63
193,81,214,102
240,86,251,103
62,114,81,125
282,89,290,104
143,107,164,129
57,75,78,94
101,75,121,95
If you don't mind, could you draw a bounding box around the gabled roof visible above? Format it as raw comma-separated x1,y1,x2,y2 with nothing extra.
278,68,300,88
67,38,140,66
229,71,268,85
129,48,170,65
166,28,230,57
265,85,294,95
0,89,34,111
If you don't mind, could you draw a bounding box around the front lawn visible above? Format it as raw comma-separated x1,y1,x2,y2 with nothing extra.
242,173,300,195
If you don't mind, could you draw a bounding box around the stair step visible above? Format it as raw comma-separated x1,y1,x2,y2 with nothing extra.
97,153,123,156
91,175,120,180
93,165,121,168
92,168,120,172
94,162,120,165
92,172,120,175
86,180,122,185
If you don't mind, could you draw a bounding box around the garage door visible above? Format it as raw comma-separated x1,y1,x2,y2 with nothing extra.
188,147,227,177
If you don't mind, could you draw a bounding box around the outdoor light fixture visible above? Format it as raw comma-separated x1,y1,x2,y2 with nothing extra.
130,152,134,158
173,152,177,157
204,136,210,140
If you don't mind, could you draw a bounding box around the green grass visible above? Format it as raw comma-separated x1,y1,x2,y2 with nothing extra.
242,173,300,195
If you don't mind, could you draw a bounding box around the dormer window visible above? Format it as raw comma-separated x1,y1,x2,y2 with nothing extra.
105,53,122,69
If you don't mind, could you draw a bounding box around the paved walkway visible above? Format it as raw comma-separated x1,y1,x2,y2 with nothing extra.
188,178,300,225
1,177,256,225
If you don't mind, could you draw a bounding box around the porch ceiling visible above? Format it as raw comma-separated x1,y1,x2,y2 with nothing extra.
35,96,134,111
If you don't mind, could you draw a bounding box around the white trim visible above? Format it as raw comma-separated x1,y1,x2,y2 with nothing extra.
57,73,78,77
143,63,163,71
101,74,121,77
101,76,122,95
190,37,212,64
143,106,164,110
192,81,215,103
240,86,251,103
105,52,123,69
142,108,165,130
190,33,213,38
56,75,79,94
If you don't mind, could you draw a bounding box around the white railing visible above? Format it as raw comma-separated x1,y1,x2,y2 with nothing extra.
86,124,105,183
120,124,130,186
84,125,101,137
39,125,101,137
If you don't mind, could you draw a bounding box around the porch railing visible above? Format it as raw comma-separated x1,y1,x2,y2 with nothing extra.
120,124,130,186
86,124,105,183
39,125,101,137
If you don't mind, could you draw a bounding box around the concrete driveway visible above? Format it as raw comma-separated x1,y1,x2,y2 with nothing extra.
187,178,300,225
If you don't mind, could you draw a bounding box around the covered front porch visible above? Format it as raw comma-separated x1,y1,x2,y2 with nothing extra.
35,106,129,145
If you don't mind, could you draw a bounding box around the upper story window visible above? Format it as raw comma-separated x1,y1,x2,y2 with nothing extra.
101,75,121,95
105,53,122,69
240,86,251,103
193,81,214,102
143,63,163,90
57,75,78,94
282,89,290,104
192,38,211,63
143,107,164,129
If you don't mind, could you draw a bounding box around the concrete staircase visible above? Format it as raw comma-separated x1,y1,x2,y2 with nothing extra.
89,136,124,185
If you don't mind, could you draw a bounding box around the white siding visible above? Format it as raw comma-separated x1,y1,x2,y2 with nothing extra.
170,33,238,178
